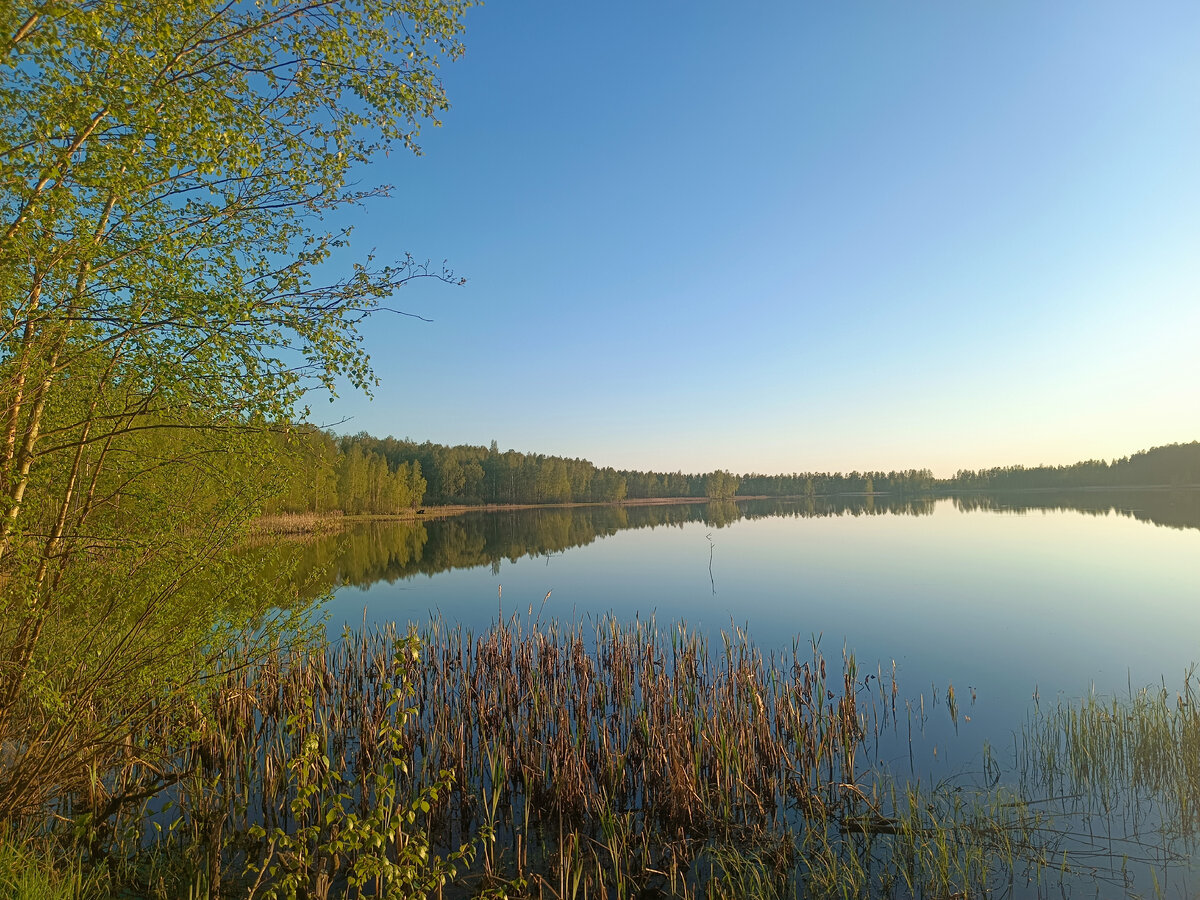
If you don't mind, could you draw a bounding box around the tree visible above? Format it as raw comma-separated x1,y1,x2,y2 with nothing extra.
704,470,740,500
536,457,570,503
0,0,472,822
433,450,466,501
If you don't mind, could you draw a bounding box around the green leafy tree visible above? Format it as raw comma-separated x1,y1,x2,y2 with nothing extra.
704,470,740,500
536,457,571,503
433,451,466,501
0,0,471,823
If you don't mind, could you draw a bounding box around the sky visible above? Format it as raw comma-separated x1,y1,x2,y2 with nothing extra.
321,1,1200,477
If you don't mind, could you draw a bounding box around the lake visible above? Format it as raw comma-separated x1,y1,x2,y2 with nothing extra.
292,489,1200,894
317,492,1200,707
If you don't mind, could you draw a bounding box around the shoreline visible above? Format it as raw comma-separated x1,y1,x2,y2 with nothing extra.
253,483,1200,535
251,496,724,534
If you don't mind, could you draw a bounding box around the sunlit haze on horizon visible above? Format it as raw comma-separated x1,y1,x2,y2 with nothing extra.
322,2,1200,478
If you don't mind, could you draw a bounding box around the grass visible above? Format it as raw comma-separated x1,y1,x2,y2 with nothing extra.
0,834,104,900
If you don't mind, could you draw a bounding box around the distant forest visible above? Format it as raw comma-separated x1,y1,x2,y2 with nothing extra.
265,432,1200,516
946,442,1200,490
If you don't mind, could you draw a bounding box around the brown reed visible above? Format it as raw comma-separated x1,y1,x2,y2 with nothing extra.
78,616,1111,898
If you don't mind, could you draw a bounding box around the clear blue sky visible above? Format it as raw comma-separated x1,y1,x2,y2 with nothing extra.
322,1,1200,477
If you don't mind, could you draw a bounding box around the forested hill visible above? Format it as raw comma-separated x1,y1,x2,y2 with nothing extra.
946,442,1200,491
265,432,1200,516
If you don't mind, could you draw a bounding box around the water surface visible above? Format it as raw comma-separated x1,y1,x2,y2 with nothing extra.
293,490,1200,892
313,491,1200,731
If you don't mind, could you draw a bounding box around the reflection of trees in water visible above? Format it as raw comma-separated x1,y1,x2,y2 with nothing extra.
952,488,1200,532
739,496,938,520
702,501,740,528
295,496,940,590
283,489,1200,594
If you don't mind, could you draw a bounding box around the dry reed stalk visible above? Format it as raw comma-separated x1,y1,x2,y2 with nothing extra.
76,615,1014,896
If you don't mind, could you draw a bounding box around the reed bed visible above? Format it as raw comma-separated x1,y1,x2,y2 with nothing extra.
76,616,1120,898
1014,668,1200,884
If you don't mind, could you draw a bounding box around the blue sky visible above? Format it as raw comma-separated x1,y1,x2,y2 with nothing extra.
322,2,1200,477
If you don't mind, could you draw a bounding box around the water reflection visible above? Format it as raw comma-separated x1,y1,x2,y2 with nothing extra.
953,487,1200,531
282,489,1200,594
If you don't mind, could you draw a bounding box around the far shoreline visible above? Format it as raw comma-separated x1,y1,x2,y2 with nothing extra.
252,483,1200,535
252,496,727,534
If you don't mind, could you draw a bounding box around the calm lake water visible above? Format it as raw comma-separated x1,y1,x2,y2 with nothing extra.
288,490,1200,893
315,492,1197,710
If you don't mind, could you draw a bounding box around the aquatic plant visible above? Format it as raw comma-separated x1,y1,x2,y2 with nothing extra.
44,613,1194,898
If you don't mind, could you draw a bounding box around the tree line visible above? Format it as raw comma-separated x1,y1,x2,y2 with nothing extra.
264,432,938,514
266,431,748,513
946,442,1200,490
267,434,1200,516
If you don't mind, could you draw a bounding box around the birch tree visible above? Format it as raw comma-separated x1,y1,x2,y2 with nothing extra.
0,0,471,819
